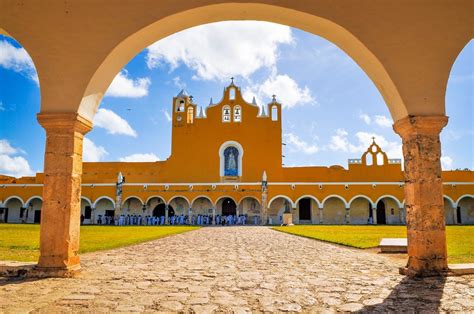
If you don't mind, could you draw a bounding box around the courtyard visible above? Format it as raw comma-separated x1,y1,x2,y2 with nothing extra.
0,227,473,312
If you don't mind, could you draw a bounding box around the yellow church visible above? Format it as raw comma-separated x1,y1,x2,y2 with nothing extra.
0,82,473,226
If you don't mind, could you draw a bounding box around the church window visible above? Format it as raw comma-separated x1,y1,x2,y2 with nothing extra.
366,153,373,165
223,146,239,176
271,106,278,121
187,107,194,124
376,153,384,165
176,99,185,112
229,88,236,100
222,105,231,122
233,105,242,122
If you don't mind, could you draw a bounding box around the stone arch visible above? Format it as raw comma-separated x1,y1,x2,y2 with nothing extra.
191,196,214,216
168,196,190,216
238,196,262,217
78,3,406,122
268,195,295,208
25,195,43,207
146,195,166,205
295,195,322,209
80,196,93,224
322,195,348,208
443,195,456,208
455,195,474,225
374,195,402,209
81,196,93,207
3,196,25,223
93,196,115,208
376,196,403,225
122,195,144,206
268,195,294,224
443,196,456,225
93,197,115,223
455,194,474,208
122,196,145,215
348,195,374,207
321,195,347,224
348,195,374,225
4,195,25,206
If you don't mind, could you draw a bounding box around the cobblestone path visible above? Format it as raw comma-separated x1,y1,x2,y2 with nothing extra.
0,227,473,312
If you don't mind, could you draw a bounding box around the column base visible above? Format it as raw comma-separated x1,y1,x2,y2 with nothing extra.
33,263,82,278
399,266,450,277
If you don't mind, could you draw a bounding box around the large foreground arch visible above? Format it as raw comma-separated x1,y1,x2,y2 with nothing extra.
1,1,471,277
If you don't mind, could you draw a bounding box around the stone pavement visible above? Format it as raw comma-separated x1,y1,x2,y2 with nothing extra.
0,227,473,313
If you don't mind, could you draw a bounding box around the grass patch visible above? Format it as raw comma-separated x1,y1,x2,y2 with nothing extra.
0,224,199,262
272,225,474,264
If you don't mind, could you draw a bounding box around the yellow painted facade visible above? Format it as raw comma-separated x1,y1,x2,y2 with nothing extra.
1,84,473,225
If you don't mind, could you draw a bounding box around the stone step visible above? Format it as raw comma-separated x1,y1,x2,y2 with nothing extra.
379,238,407,253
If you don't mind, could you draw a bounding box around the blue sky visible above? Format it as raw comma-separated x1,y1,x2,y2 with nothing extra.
0,22,472,178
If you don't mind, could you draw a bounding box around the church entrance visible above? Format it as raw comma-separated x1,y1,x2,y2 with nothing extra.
376,201,386,225
153,204,166,217
221,198,237,216
298,198,311,221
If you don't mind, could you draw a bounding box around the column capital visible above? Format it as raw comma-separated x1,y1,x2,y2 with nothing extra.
393,115,448,138
37,112,93,135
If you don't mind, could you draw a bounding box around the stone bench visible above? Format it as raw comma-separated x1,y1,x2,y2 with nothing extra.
379,238,407,253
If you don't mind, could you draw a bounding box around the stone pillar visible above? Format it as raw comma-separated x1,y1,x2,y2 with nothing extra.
36,113,92,275
345,207,350,224
165,205,169,224
212,207,216,225
393,115,448,277
318,207,323,224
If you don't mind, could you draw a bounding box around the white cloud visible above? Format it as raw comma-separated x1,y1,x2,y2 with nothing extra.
441,156,453,170
162,109,172,122
0,101,5,111
0,40,38,83
105,70,151,98
119,153,160,162
243,74,314,109
327,129,402,159
359,112,392,128
374,115,393,128
146,21,293,81
0,139,19,155
172,76,186,89
83,138,108,162
0,139,34,178
359,113,371,125
93,108,137,137
284,133,319,154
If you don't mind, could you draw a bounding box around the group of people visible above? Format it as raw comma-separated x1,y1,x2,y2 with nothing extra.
88,213,261,226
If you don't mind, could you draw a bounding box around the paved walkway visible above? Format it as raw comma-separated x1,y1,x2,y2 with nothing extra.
0,227,473,312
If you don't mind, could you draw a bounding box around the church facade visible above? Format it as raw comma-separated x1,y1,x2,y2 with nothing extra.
1,83,473,225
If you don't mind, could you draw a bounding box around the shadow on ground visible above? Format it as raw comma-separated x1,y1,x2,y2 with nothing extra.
358,276,446,312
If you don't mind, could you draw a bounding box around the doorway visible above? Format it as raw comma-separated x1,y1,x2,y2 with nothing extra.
222,198,237,216
376,201,386,224
298,198,311,221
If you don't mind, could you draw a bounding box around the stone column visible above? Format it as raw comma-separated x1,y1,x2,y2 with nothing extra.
165,205,169,224
212,207,216,225
393,115,448,276
318,207,323,224
36,113,92,275
345,207,350,224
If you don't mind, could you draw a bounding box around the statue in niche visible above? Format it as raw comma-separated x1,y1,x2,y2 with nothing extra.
224,146,239,176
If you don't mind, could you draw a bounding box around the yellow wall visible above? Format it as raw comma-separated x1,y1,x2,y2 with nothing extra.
0,84,473,225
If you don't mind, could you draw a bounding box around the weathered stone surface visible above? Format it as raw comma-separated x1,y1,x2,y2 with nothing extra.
0,227,472,312
393,116,449,276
